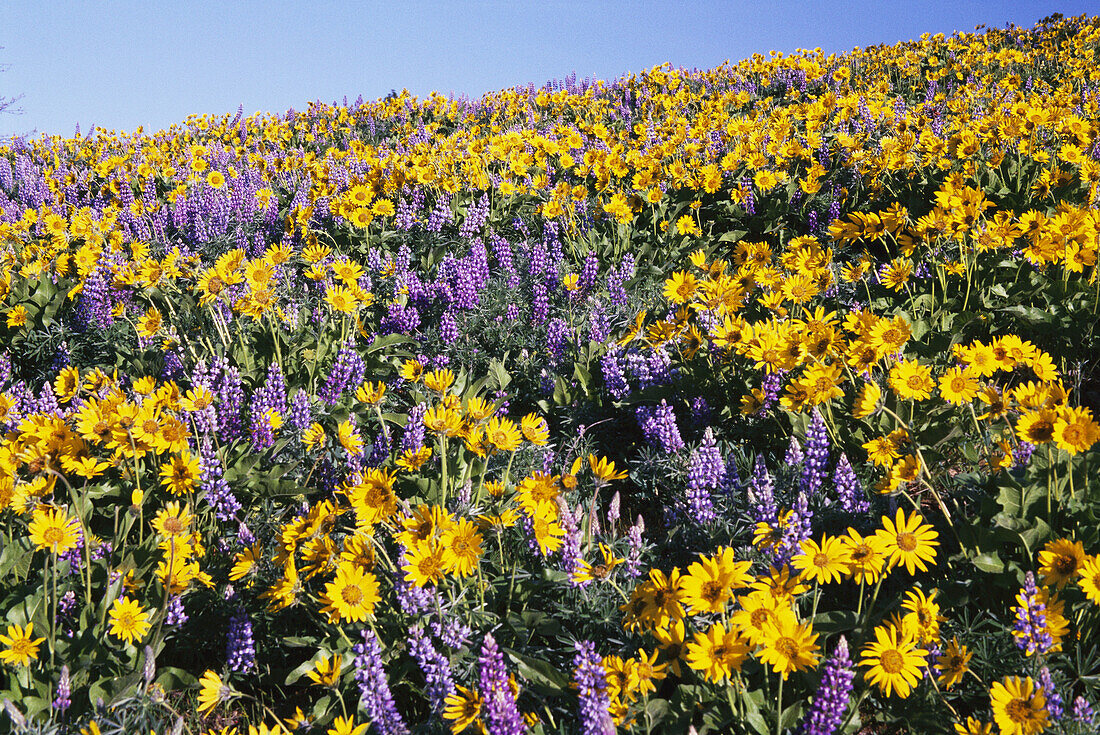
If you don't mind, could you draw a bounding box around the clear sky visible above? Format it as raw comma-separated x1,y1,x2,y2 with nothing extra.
0,1,1092,139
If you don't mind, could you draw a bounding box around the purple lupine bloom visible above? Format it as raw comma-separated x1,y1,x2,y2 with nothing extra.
478,634,525,735
600,348,630,399
834,453,869,513
431,618,472,650
320,342,366,404
558,500,585,587
440,311,460,345
226,607,256,673
200,437,242,521
636,400,684,453
210,356,245,442
394,562,435,617
587,299,610,344
1038,666,1063,720
761,370,783,411
1073,696,1095,725
573,641,614,735
785,436,804,468
165,596,188,627
546,318,570,366
408,627,455,713
800,410,829,496
287,389,312,431
354,629,410,735
53,665,71,712
685,427,723,523
401,403,428,453
1014,571,1054,656
248,363,288,452
797,637,855,735
748,455,777,524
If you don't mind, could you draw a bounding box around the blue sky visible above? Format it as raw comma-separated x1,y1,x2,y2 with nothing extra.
0,1,1091,139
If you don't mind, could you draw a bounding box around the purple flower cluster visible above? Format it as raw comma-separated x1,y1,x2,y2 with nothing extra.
226,607,256,673
833,453,868,513
408,627,455,713
600,348,630,399
636,400,684,453
800,410,829,496
573,641,614,735
685,427,723,523
354,629,410,735
287,389,312,431
319,342,366,404
200,437,242,522
797,637,855,735
478,634,525,735
248,363,287,452
748,455,777,523
1014,571,1054,656
1038,666,1063,720
53,665,71,713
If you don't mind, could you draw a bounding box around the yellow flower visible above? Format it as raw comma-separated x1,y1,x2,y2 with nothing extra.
321,565,380,623
1079,554,1100,604
327,716,368,735
1038,538,1086,588
839,528,886,584
1053,405,1100,454
520,413,549,445
792,534,851,585
859,624,927,698
663,270,699,304
0,623,45,666
443,685,482,734
196,669,233,717
989,676,1048,735
485,416,522,452
758,616,820,679
107,597,152,645
423,368,455,393
136,307,163,338
6,305,28,328
588,454,627,483
876,509,939,575
440,518,483,577
28,505,81,555
938,366,981,405
402,541,446,587
685,621,749,684
151,501,193,538
306,653,343,687
888,359,935,401
936,637,971,690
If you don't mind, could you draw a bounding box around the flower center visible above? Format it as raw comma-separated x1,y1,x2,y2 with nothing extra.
776,637,799,658
43,527,65,545
813,553,831,568
879,649,905,674
1005,698,1032,723
896,532,918,552
341,584,363,605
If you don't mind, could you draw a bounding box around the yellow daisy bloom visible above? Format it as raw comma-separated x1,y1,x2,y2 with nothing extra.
0,623,45,666
859,624,927,698
28,505,81,555
876,509,939,575
107,597,152,645
989,676,1048,735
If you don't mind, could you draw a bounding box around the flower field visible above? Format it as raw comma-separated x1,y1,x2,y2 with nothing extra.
5,11,1100,734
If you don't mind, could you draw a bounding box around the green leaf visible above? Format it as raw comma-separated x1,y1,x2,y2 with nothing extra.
504,648,569,693
971,552,1005,574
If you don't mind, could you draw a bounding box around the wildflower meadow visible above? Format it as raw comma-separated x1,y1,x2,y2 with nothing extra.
3,11,1100,735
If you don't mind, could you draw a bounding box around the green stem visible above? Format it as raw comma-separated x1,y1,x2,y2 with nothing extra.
775,673,784,735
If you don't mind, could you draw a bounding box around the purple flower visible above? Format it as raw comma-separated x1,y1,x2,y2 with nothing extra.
797,637,855,735
800,410,829,496
1073,696,1095,725
573,641,614,735
320,342,366,404
686,427,723,523
834,453,868,513
748,455,777,523
478,634,525,735
1014,571,1054,656
52,665,71,712
636,400,684,453
1038,666,1063,720
354,629,410,735
226,608,256,673
409,627,454,713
